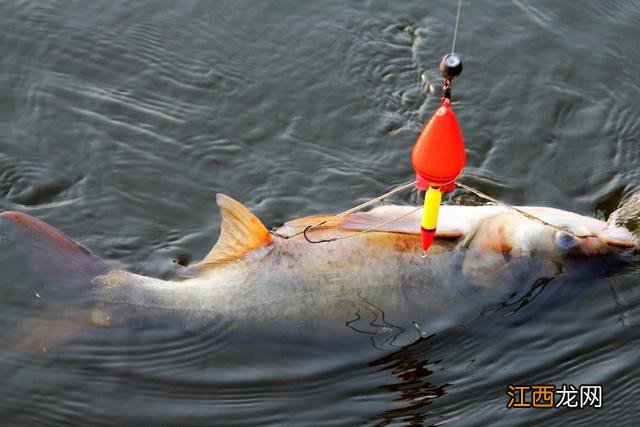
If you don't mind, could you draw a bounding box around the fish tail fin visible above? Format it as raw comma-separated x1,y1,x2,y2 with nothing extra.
0,211,110,353
0,211,109,286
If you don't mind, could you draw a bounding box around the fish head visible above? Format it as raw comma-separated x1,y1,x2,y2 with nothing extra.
465,207,637,261
450,207,638,324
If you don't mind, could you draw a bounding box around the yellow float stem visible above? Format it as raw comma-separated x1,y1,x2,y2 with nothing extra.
421,186,442,230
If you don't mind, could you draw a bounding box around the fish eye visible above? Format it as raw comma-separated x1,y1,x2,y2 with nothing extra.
556,231,578,250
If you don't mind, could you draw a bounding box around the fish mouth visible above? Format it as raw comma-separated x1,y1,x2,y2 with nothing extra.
561,234,628,258
580,236,614,257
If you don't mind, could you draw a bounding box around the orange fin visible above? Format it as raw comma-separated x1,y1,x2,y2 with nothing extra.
339,206,464,239
276,213,345,236
198,194,272,268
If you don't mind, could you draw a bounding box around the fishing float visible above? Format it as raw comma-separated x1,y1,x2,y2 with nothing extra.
411,53,466,252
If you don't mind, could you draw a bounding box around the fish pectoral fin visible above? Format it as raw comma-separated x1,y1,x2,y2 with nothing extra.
281,214,343,230
197,194,272,269
434,229,465,239
274,213,349,237
340,208,464,239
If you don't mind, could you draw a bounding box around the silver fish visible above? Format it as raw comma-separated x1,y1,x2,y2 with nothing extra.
0,194,636,351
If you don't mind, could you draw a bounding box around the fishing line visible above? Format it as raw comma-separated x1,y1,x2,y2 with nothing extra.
451,0,464,53
302,205,422,244
271,179,595,243
270,1,592,244
454,182,594,238
269,180,416,240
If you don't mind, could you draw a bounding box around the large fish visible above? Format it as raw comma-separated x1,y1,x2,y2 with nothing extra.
0,194,637,352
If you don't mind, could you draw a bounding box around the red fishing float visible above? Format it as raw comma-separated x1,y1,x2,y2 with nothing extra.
411,53,466,252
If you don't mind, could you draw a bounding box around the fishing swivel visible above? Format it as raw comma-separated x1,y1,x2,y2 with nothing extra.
439,52,463,100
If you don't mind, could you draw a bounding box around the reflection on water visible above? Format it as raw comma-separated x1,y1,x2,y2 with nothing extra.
345,289,408,350
1,0,640,425
369,336,448,426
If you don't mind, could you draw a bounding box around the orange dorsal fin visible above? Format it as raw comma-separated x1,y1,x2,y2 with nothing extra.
198,194,272,268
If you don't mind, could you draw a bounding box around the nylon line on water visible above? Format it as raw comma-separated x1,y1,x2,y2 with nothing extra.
451,0,464,53
302,206,422,244
269,179,595,243
268,180,416,240
454,182,594,238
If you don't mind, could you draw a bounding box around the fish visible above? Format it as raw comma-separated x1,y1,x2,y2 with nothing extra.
0,194,637,352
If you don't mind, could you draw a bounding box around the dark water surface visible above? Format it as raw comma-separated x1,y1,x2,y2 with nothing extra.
1,1,640,426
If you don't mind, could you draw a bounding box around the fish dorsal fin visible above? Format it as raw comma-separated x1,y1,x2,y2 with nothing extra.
198,194,272,268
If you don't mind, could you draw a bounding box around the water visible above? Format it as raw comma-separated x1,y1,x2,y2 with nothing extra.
1,0,639,425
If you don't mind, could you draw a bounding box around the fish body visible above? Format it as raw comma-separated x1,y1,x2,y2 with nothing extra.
0,195,636,350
